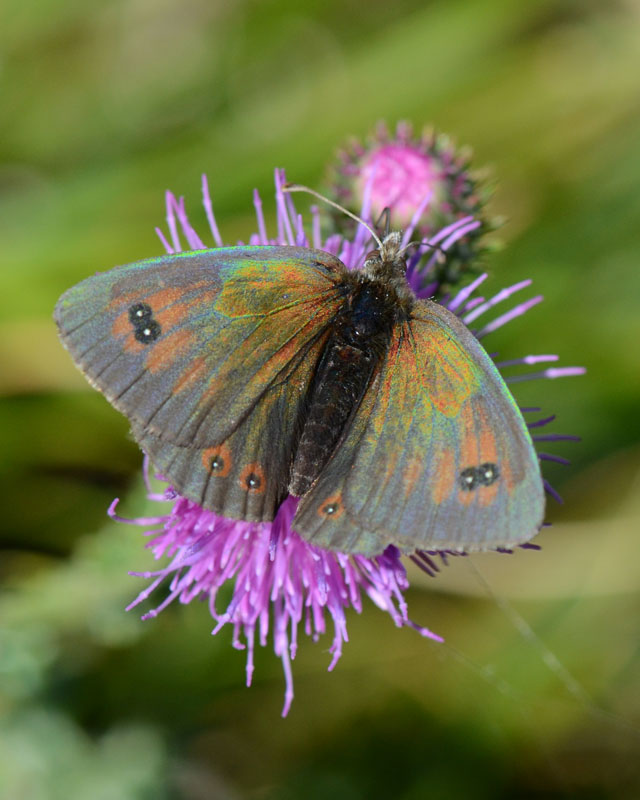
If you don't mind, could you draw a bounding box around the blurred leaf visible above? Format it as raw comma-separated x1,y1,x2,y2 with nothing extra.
0,709,168,800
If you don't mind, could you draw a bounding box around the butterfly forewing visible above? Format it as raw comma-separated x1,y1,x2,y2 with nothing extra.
55,247,346,450
293,299,545,555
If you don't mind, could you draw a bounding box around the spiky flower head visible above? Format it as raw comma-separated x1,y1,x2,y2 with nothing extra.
328,120,493,294
114,154,584,717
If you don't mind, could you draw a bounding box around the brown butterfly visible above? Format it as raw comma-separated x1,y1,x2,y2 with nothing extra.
54,227,544,556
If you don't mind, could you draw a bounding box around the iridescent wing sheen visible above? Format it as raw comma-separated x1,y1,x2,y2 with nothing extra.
55,246,346,447
293,298,545,555
55,246,346,521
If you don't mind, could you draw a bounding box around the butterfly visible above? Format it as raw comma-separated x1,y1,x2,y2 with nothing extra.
54,231,545,556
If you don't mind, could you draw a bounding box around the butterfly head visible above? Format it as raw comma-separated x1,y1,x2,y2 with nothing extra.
363,231,415,309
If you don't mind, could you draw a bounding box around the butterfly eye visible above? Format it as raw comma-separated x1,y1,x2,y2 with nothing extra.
317,493,344,519
459,468,477,490
133,320,162,344
458,463,500,491
239,464,265,494
478,462,500,486
202,445,232,477
128,302,153,322
127,302,162,344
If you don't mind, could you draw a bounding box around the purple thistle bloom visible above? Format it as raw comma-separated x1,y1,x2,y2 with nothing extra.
328,121,495,291
113,490,437,717
115,165,584,716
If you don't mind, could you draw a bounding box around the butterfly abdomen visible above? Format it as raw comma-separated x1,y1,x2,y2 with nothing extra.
289,279,397,497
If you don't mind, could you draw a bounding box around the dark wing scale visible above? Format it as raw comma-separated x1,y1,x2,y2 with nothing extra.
293,299,544,556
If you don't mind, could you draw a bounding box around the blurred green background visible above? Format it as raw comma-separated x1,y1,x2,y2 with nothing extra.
1,0,639,797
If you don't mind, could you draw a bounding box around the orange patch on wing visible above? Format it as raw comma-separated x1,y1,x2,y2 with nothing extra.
201,443,232,477
144,283,211,311
111,311,131,339
121,333,145,355
431,449,456,504
459,403,480,468
145,328,195,373
111,282,216,331
172,357,209,394
108,282,214,312
317,491,344,520
457,488,476,507
153,301,191,332
239,463,266,494
475,401,498,463
154,290,219,331
476,416,500,508
478,482,500,508
402,456,423,500
478,427,498,462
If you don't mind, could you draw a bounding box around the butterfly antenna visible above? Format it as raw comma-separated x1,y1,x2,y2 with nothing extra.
283,183,383,250
374,207,391,238
399,239,447,260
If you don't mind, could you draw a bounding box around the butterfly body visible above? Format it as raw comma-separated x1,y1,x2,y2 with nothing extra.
289,270,402,495
55,237,545,556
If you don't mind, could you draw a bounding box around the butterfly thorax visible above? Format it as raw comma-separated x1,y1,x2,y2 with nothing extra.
362,232,415,315
288,268,404,497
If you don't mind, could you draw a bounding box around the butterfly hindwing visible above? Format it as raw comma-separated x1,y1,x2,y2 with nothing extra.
132,329,332,520
293,299,545,555
55,246,346,449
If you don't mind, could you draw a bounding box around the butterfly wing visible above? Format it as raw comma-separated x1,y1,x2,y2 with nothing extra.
293,298,545,555
55,246,346,519
55,246,346,446
130,329,330,519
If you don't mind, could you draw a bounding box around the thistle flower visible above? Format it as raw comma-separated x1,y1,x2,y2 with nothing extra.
114,163,584,717
328,120,493,293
